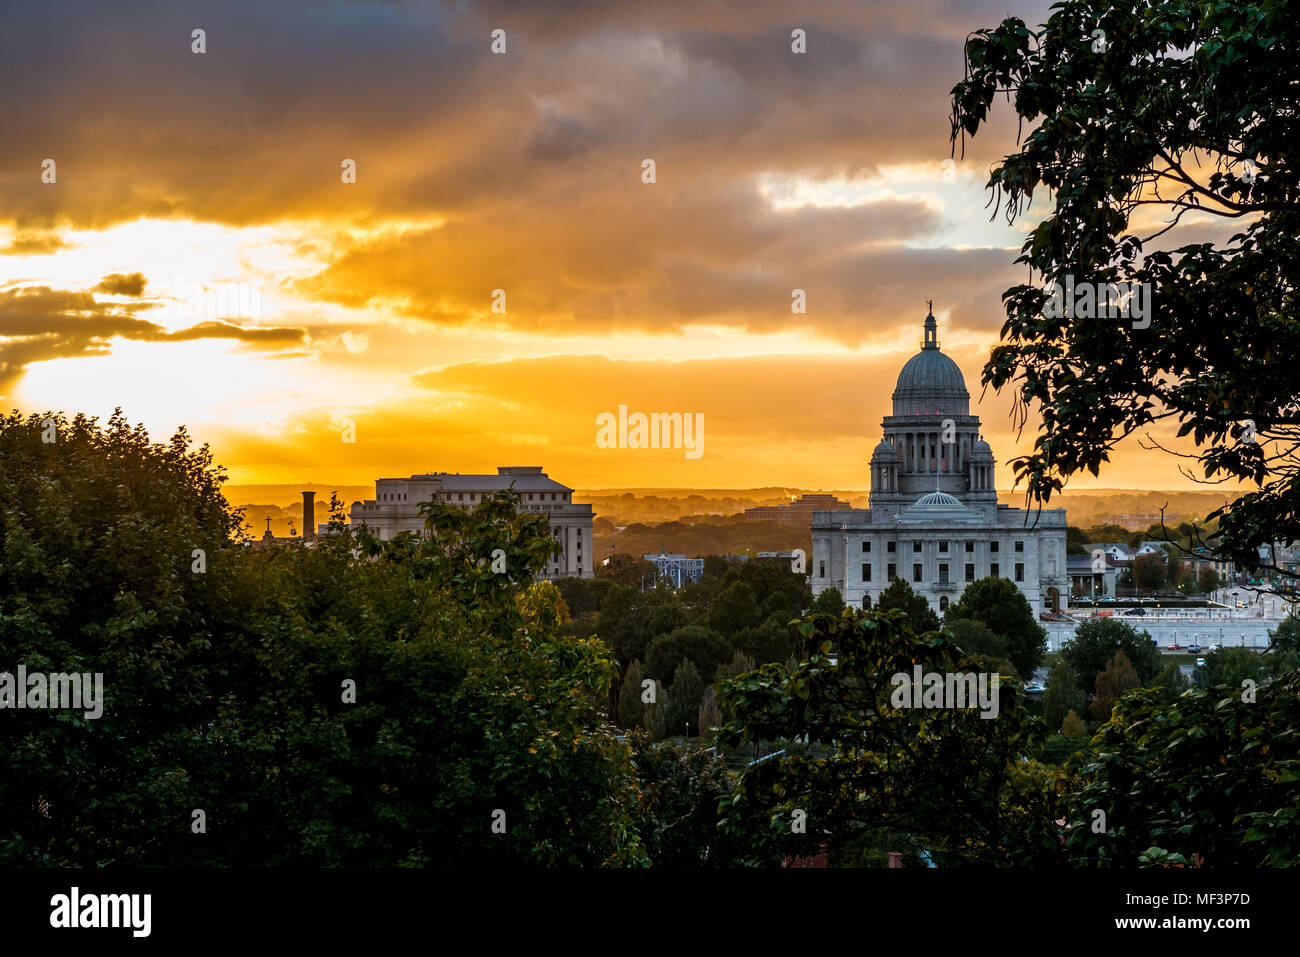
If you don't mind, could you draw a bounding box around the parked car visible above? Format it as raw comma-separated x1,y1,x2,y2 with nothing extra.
1196,657,1207,668
1208,644,1221,653
1167,643,1183,651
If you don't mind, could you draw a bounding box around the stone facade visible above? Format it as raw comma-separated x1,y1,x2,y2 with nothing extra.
811,310,1068,617
349,466,595,579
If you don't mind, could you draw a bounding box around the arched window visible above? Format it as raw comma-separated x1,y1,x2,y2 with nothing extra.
862,595,872,610
939,595,949,612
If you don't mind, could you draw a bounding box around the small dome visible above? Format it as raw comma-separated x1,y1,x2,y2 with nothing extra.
971,439,993,460
871,439,899,460
910,491,964,508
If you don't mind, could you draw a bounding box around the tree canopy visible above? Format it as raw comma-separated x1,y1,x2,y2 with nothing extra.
1059,617,1161,698
943,576,1046,679
950,0,1300,580
0,410,646,866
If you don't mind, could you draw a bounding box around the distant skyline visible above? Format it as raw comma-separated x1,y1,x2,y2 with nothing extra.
2,0,1244,493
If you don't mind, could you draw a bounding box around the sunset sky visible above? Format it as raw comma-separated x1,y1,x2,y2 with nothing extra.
1,0,1242,492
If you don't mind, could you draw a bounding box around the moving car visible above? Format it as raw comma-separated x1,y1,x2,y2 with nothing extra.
1187,643,1202,653
1167,642,1183,651
1195,657,1206,668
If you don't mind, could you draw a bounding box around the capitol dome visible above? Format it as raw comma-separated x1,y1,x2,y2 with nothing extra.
891,310,970,416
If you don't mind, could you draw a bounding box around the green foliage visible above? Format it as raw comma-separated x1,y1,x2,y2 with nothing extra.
645,624,733,685
811,586,845,616
707,581,762,639
737,558,812,622
732,612,795,665
1060,710,1087,737
617,660,646,729
715,607,1060,866
944,617,1009,663
950,0,1300,571
698,686,724,737
1195,647,1267,691
715,650,756,687
666,659,705,739
1132,553,1168,593
1089,651,1141,722
875,578,940,634
645,683,668,741
626,731,739,866
944,576,1046,679
1197,565,1220,594
0,411,647,866
1060,617,1161,698
1269,616,1300,654
597,585,689,671
554,576,616,618
1063,675,1300,866
1152,662,1191,703
1043,662,1086,733
597,552,661,589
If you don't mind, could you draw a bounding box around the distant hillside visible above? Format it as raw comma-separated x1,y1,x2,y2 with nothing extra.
223,482,1235,547
576,487,1234,530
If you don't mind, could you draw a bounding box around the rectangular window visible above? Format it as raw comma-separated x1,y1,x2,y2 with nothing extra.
965,541,974,553
887,563,896,581
887,541,896,553
862,563,871,582
913,563,923,583
1015,562,1025,582
990,541,999,553
939,541,949,554
913,541,922,553
991,563,999,578
1015,541,1024,552
819,560,826,577
862,541,871,553
965,563,975,582
939,564,949,582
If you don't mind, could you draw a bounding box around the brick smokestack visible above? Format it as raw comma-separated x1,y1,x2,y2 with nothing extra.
302,491,316,541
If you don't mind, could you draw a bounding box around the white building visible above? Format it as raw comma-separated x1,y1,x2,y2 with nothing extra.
811,308,1068,617
349,465,595,579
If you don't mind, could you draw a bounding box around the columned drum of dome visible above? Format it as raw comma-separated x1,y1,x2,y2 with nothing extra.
812,307,1068,618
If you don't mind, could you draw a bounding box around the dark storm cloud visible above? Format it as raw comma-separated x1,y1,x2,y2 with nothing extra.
0,0,1055,342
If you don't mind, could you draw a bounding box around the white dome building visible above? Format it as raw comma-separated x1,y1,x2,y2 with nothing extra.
811,307,1068,617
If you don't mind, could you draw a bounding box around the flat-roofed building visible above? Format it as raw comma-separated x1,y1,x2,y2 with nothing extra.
349,466,594,579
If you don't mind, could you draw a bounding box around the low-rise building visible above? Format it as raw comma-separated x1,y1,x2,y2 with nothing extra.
349,466,595,579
